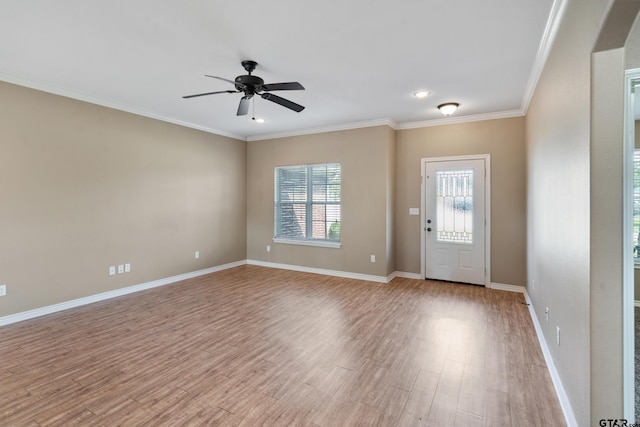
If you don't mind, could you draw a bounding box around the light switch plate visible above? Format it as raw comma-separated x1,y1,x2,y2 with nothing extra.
409,208,419,215
0,284,6,296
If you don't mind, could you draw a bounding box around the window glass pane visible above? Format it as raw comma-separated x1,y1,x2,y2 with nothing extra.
326,205,341,240
278,204,306,238
312,204,327,239
327,164,341,203
277,166,307,203
311,163,341,202
312,165,328,202
436,169,473,244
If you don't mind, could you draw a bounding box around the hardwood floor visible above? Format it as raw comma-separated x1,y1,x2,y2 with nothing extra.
0,265,565,426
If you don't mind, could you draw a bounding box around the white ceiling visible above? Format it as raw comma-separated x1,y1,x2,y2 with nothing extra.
0,0,558,141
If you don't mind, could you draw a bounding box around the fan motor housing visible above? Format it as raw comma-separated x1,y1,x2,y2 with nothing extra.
235,75,264,93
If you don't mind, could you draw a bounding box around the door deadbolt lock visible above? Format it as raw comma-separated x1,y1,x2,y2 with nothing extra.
427,219,432,224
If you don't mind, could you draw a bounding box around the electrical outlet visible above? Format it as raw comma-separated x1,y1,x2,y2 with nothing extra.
556,326,560,346
117,264,124,274
267,245,271,252
109,266,116,276
125,263,131,273
195,251,200,259
370,255,376,263
0,284,6,297
545,307,549,323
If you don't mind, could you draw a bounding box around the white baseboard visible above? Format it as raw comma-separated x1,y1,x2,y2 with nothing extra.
524,291,578,427
489,282,526,293
247,259,389,283
392,271,423,280
0,260,247,327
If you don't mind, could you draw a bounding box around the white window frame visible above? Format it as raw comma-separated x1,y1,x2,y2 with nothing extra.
273,163,341,248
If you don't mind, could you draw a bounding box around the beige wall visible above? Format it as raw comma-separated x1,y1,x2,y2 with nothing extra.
246,126,395,277
526,1,593,415
0,81,247,317
525,0,593,422
395,117,527,286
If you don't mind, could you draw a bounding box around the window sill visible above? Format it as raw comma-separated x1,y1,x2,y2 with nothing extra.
273,238,341,249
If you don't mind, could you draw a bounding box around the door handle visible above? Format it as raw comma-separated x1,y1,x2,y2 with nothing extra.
427,227,432,232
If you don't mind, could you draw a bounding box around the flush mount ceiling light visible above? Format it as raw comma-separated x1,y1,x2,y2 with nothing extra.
438,102,459,116
413,90,429,98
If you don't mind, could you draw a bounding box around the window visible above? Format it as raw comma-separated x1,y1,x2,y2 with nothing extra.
634,150,640,263
274,163,341,246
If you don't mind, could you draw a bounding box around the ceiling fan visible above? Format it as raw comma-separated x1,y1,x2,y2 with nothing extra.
183,60,305,116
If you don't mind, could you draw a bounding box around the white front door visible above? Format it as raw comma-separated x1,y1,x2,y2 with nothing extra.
423,157,487,285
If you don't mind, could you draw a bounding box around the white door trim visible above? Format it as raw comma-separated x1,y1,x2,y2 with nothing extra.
622,68,639,421
420,154,491,286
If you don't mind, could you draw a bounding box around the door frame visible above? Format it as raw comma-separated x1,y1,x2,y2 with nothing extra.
622,68,639,420
420,154,491,286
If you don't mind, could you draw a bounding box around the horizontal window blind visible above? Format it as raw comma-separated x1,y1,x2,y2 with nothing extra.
275,163,341,242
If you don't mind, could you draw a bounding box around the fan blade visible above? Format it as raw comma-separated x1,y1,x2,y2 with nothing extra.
262,82,305,91
205,74,246,89
237,96,251,116
182,90,238,99
261,93,305,112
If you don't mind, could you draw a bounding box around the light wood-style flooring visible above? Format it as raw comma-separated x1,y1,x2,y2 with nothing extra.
0,265,565,426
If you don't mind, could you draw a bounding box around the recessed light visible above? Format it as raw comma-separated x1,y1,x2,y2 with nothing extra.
414,91,429,98
253,117,266,123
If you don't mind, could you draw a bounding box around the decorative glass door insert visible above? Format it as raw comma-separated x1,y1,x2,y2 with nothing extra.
435,169,474,244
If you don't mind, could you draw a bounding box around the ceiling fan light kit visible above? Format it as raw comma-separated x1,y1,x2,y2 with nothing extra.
183,60,305,117
438,102,459,116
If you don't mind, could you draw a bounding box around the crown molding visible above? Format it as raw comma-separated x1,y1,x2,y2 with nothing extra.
521,0,569,114
247,118,399,141
0,73,246,141
248,108,531,140
396,109,524,130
